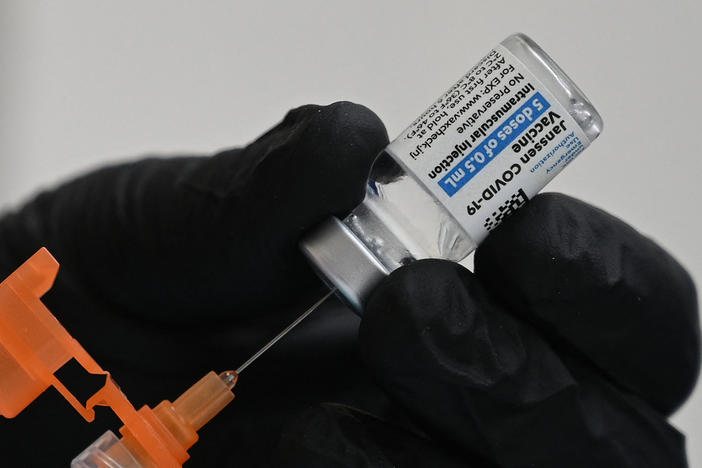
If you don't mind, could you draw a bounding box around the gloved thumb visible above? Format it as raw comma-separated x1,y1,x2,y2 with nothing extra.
0,102,389,324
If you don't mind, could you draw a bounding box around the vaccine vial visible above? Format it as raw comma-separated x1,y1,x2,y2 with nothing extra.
301,33,602,312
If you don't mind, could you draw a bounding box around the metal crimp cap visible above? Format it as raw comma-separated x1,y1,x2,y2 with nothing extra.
300,217,388,315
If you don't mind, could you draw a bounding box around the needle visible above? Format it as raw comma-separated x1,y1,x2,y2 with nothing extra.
234,289,336,375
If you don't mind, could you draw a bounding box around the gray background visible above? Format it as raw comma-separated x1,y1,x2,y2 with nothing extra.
1,0,701,464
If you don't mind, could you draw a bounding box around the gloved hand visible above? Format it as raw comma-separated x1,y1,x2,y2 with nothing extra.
0,102,698,468
274,193,701,468
354,194,700,467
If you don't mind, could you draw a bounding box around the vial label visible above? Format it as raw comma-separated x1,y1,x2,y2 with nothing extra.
386,44,590,244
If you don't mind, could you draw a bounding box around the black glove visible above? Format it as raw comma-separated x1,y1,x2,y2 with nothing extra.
0,102,698,468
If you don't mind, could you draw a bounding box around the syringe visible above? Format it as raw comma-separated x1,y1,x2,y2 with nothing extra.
73,290,334,467
0,248,336,468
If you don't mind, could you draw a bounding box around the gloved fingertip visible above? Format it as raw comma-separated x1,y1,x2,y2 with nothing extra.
475,192,701,414
292,101,390,217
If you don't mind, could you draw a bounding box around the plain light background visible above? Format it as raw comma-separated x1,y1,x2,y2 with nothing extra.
1,0,701,464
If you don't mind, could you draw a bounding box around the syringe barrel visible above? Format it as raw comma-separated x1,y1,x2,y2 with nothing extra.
72,431,144,468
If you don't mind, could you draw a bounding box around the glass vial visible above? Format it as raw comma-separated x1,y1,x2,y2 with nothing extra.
301,33,602,312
